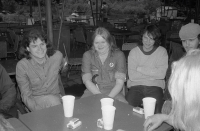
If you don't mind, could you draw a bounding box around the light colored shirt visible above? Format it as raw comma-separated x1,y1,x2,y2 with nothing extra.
127,46,168,89
82,49,126,89
16,51,63,110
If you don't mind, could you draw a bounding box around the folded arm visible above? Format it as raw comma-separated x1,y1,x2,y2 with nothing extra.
137,50,168,79
128,50,150,80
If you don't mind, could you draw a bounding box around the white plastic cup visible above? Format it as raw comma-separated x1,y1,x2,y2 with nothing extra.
101,105,116,130
142,97,156,119
62,95,75,117
100,98,114,107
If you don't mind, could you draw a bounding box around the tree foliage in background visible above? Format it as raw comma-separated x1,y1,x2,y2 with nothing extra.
0,0,161,22
2,0,18,13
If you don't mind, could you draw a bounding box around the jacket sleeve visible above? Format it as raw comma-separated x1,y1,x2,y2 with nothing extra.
82,52,93,83
16,62,41,111
0,65,16,111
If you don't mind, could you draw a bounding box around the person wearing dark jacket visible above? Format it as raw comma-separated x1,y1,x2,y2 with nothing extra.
0,64,17,119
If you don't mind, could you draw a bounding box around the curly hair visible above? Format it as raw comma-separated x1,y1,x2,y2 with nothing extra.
18,29,55,60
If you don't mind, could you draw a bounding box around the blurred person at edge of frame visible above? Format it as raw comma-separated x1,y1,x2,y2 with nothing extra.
144,49,200,131
163,23,200,115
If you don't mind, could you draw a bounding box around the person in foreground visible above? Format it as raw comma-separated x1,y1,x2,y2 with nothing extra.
0,114,16,131
144,49,200,131
163,23,200,114
16,29,64,111
126,24,168,113
0,64,18,118
81,27,127,102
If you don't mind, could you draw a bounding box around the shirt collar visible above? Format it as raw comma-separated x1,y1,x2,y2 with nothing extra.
30,55,49,66
92,49,113,58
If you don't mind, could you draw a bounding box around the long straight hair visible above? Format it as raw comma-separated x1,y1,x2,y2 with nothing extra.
91,27,118,53
168,49,200,131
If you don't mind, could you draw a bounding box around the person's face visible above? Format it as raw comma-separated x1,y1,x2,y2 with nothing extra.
182,37,200,52
93,35,110,55
27,38,47,59
142,32,155,52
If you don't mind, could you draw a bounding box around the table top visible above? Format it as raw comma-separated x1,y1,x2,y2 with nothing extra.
0,59,18,75
19,94,172,131
8,118,31,131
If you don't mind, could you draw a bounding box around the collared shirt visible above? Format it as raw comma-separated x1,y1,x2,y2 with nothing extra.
82,49,126,89
16,51,63,110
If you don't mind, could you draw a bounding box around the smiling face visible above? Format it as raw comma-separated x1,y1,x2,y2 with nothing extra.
27,38,47,60
182,37,200,52
142,32,155,52
93,35,110,55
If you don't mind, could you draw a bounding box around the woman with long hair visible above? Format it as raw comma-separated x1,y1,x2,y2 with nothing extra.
81,27,127,102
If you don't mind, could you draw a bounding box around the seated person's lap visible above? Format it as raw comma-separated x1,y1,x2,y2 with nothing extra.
126,85,164,113
82,88,127,103
34,95,61,109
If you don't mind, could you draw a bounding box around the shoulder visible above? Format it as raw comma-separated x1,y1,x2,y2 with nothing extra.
112,50,125,58
52,50,63,59
17,58,28,67
129,46,140,54
83,50,93,58
16,58,30,71
156,46,168,55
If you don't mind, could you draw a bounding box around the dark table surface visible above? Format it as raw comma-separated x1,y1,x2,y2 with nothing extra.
8,118,31,131
19,94,172,131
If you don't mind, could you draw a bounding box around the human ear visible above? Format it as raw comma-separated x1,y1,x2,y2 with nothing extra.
27,47,30,52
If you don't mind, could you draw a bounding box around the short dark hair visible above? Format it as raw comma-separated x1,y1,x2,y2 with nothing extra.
18,29,55,60
140,24,161,47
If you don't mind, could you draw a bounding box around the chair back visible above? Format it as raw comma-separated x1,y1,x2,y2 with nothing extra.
11,30,19,52
86,30,94,49
58,75,65,96
73,27,86,43
0,40,7,58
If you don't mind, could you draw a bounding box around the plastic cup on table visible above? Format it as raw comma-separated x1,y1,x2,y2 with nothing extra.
62,95,75,117
101,105,116,130
142,97,156,119
100,98,114,107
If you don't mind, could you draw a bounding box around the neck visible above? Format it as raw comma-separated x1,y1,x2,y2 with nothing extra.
31,55,46,65
98,48,109,56
143,46,153,52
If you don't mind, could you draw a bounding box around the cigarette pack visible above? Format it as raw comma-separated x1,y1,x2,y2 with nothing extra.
67,118,82,129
